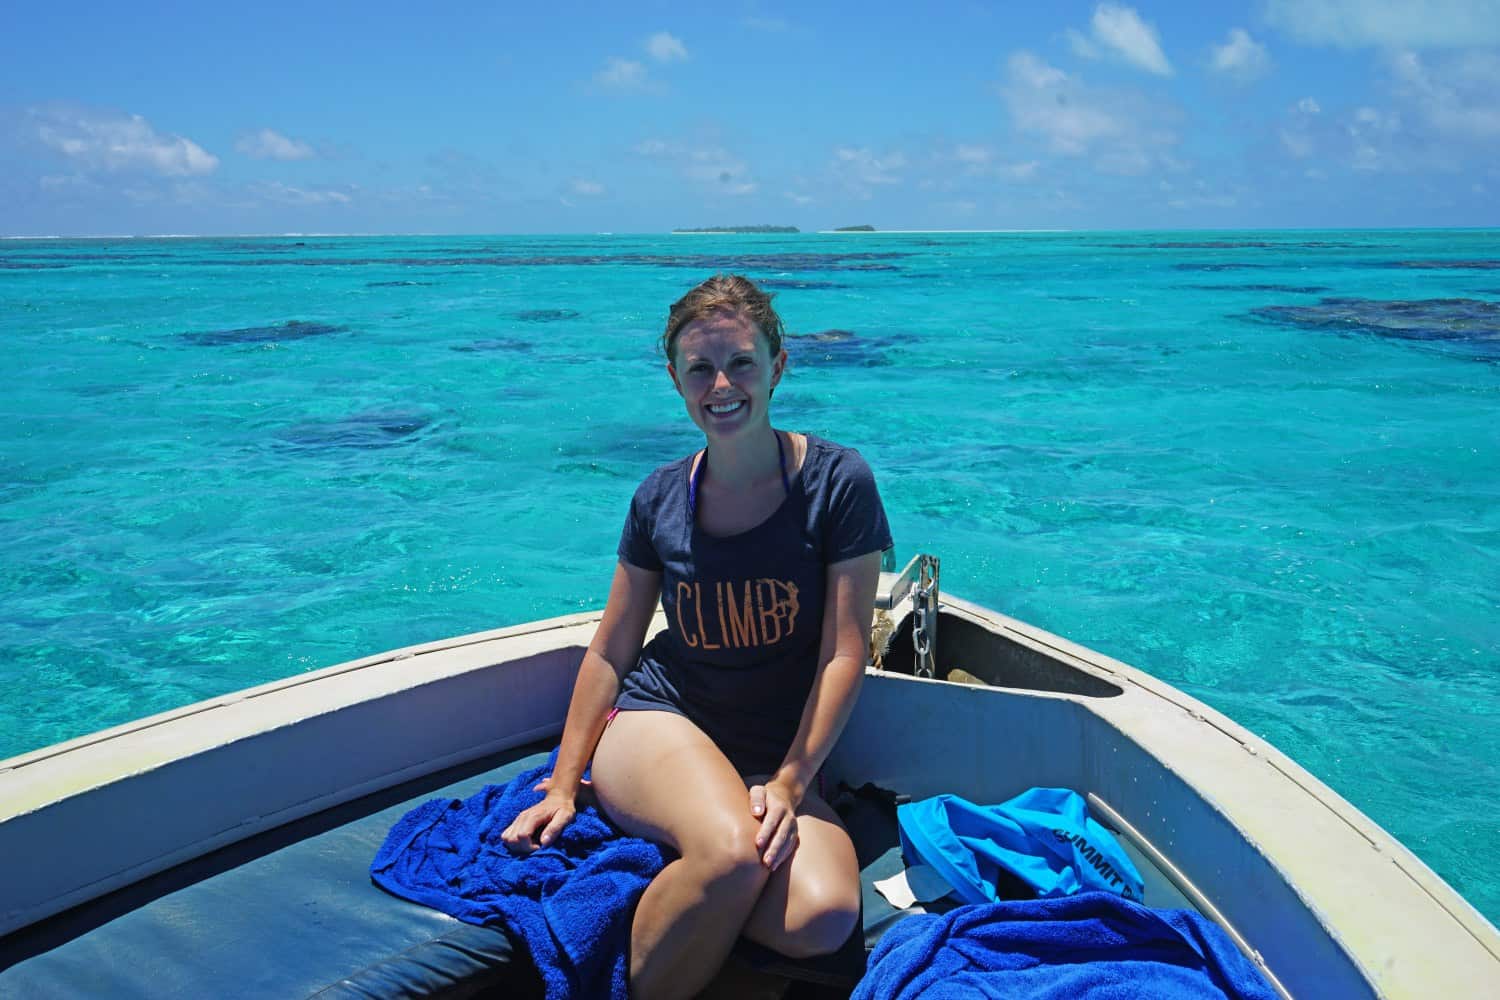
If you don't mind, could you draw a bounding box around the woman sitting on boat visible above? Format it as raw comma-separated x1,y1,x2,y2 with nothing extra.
502,274,891,999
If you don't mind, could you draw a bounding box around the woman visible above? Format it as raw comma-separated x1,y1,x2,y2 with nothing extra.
502,274,891,999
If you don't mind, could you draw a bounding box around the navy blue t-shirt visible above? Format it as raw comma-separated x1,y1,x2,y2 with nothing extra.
614,434,892,775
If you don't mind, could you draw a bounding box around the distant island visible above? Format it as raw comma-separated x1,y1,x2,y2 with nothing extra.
834,225,876,232
672,225,800,234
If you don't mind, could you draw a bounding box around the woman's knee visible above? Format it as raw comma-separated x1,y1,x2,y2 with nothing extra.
777,880,860,958
683,815,769,896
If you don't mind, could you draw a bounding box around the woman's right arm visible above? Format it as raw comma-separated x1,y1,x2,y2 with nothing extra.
500,559,661,851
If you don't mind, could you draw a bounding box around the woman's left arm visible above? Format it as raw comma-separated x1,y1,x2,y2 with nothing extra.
749,549,883,867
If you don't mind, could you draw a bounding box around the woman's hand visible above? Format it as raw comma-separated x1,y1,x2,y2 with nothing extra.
500,776,591,854
748,779,800,870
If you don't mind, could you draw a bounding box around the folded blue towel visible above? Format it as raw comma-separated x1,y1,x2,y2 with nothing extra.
899,788,1145,904
370,750,667,1000
853,892,1278,999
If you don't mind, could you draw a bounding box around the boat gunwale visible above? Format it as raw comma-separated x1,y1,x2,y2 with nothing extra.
2,597,1497,996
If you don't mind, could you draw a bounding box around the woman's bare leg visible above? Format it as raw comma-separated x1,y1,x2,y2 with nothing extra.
591,710,771,1000
741,784,861,958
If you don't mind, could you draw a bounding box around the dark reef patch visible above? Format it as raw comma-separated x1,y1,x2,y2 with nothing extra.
196,251,907,272
277,410,435,451
1384,260,1500,271
1251,297,1500,357
512,308,581,322
554,460,632,480
366,280,434,287
1172,263,1276,272
1106,240,1364,250
1184,283,1331,294
0,260,69,270
182,320,348,346
787,329,893,367
450,338,533,353
756,279,848,291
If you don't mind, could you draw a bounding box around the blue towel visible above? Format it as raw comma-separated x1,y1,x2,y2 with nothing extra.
898,788,1145,903
853,892,1278,999
370,751,667,1000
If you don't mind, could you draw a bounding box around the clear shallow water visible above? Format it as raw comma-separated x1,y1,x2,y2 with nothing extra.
2,231,1497,922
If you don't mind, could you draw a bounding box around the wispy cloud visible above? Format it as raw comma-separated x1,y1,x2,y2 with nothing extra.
1389,49,1500,140
570,178,606,196
1263,0,1500,49
830,146,906,199
236,128,316,161
1003,54,1126,154
32,107,218,176
646,32,687,62
595,57,651,91
1001,52,1179,177
634,139,757,194
595,32,688,93
954,144,993,166
252,181,353,205
1067,4,1173,76
1209,28,1271,83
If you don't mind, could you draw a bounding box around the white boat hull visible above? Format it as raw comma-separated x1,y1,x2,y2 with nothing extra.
1,597,1496,997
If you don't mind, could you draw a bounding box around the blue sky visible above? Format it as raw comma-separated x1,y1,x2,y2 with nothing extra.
3,0,1498,235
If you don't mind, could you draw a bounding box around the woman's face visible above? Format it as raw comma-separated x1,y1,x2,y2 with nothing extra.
668,309,786,441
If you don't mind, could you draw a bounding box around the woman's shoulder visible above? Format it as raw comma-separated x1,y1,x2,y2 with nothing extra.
800,433,877,480
629,452,694,506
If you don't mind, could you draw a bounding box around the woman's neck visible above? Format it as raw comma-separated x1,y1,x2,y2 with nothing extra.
701,425,781,489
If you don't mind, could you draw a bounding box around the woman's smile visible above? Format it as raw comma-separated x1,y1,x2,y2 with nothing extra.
669,309,785,440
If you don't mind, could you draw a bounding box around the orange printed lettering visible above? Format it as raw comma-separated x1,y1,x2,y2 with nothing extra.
715,582,735,648
725,580,758,648
676,581,698,647
693,582,721,650
756,580,782,644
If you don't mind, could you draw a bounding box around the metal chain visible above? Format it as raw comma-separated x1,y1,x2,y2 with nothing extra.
913,558,936,677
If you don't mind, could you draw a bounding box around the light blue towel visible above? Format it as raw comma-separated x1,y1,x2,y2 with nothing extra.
854,892,1278,999
898,787,1144,903
370,750,666,1000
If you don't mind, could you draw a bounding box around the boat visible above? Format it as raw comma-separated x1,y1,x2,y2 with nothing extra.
2,554,1497,997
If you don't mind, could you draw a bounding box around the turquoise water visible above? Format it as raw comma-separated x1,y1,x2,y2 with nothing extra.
3,231,1497,922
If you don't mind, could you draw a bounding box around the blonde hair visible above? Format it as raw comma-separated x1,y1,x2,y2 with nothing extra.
661,274,786,363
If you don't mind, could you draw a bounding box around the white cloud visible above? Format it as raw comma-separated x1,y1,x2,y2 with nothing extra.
1348,106,1402,170
1297,97,1323,114
1389,49,1500,140
1280,127,1316,158
647,32,687,62
1002,53,1128,154
595,57,650,91
570,178,605,196
236,128,316,161
1065,29,1099,60
1166,184,1239,210
634,139,757,194
1072,3,1173,76
1263,0,1500,49
1209,28,1271,82
1003,160,1041,180
1001,52,1178,177
252,181,353,205
954,144,993,165
831,146,906,198
785,191,813,205
33,108,218,176
939,199,978,216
